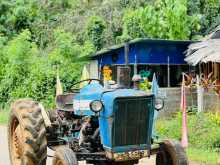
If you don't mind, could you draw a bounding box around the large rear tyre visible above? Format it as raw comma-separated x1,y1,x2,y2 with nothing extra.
8,99,47,165
53,147,78,165
156,140,188,165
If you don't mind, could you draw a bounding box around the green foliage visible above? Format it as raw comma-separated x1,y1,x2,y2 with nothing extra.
119,0,200,41
0,0,219,109
51,28,79,61
186,147,219,165
188,0,220,34
85,16,106,50
116,8,143,43
0,0,216,50
0,30,37,103
0,109,9,124
157,112,220,151
0,29,92,108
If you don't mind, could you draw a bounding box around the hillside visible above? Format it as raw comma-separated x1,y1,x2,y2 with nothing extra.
0,0,219,107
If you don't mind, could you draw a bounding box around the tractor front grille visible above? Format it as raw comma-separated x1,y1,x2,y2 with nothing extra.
112,96,154,147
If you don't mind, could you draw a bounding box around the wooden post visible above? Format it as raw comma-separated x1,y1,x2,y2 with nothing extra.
134,54,137,75
197,75,204,113
167,56,170,87
124,42,129,65
214,63,219,79
181,73,188,148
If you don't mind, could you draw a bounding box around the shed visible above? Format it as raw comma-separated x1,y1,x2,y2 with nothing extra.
84,38,194,116
89,38,192,88
185,26,220,113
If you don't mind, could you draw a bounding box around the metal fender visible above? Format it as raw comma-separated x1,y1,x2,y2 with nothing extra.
39,103,52,128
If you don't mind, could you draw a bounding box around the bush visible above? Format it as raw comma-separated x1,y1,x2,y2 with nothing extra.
119,0,200,42
0,29,94,109
85,16,106,50
156,112,220,151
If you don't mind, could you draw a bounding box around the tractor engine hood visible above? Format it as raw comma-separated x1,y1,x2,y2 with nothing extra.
73,83,155,154
73,83,152,116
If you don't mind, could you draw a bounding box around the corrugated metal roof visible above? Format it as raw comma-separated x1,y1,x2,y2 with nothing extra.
91,38,192,58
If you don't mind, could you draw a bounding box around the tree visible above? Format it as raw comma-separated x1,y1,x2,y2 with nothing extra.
187,0,220,35
85,16,106,50
118,0,200,42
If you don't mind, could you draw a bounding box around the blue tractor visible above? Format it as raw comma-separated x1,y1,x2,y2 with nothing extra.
8,78,188,165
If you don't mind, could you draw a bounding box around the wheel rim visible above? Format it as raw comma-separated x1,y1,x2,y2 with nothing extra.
56,159,63,165
10,117,23,164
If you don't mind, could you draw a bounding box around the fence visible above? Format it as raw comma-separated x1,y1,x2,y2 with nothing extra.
158,87,220,118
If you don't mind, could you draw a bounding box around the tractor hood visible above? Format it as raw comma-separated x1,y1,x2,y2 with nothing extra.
73,83,152,116
73,83,155,153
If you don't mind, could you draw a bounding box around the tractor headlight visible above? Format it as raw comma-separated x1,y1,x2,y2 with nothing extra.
155,97,164,111
90,100,103,113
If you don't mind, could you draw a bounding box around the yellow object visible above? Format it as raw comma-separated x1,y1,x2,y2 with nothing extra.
103,66,112,81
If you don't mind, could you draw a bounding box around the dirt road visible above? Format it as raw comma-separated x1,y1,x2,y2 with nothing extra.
0,125,155,165
0,125,10,165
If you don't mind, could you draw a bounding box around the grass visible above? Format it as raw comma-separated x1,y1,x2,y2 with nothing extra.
156,112,220,165
186,147,220,165
0,109,9,125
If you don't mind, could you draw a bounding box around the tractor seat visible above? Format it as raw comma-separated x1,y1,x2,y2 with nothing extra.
56,93,76,111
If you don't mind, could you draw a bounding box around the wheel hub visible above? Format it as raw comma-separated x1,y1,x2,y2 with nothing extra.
11,120,23,164
56,159,63,165
13,126,23,158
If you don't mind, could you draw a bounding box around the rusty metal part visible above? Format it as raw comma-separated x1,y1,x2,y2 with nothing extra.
55,159,63,165
150,144,160,155
104,144,160,162
11,118,23,164
105,149,150,162
76,152,107,161
56,93,75,111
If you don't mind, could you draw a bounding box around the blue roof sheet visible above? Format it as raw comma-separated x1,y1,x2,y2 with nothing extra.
91,38,193,65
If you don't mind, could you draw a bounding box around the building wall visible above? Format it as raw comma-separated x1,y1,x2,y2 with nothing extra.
87,60,99,79
203,89,220,112
158,87,220,118
97,42,189,67
86,60,220,117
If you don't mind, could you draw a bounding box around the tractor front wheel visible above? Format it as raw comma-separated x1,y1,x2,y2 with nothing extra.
53,147,78,165
8,99,47,165
94,160,136,165
156,139,188,165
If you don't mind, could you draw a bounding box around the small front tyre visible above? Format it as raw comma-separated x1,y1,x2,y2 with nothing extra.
93,160,136,165
53,147,78,165
156,139,188,165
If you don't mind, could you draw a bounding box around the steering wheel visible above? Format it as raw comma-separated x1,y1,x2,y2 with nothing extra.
71,79,102,91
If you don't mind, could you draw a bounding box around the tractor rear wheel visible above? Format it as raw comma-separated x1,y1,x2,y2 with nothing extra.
53,147,78,165
156,139,188,165
8,99,47,165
